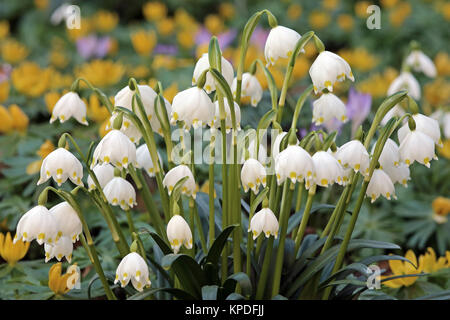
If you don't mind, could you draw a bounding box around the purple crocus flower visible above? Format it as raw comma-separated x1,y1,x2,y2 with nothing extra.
0,64,12,83
194,27,237,50
76,35,111,59
346,87,372,137
250,27,269,50
154,44,178,55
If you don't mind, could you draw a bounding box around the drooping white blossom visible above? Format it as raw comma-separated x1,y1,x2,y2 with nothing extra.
87,163,115,190
192,53,234,94
44,236,73,263
49,202,82,243
136,144,162,177
312,93,347,125
92,129,138,169
37,148,83,187
213,99,241,133
162,165,197,198
248,208,279,240
114,252,151,292
398,129,437,168
166,215,193,254
50,92,88,125
335,140,370,176
264,26,302,66
231,73,263,107
241,159,267,193
14,205,58,245
405,50,437,78
275,145,315,187
311,151,344,187
366,169,397,203
103,177,137,210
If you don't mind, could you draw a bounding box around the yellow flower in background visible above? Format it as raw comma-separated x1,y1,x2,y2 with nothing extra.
174,9,199,31
128,65,150,79
389,2,411,27
424,78,450,107
67,17,92,41
337,14,354,31
152,55,176,70
232,45,265,72
131,30,157,56
8,104,29,132
163,82,178,103
287,4,302,20
338,47,378,72
419,247,448,272
1,39,29,64
34,0,48,10
440,2,450,21
44,91,62,113
196,43,209,59
292,56,310,80
48,263,79,296
382,250,422,288
322,0,339,10
204,14,224,35
0,105,13,133
381,0,398,9
156,18,175,36
431,196,450,224
11,62,51,97
49,69,73,90
177,29,195,49
438,140,450,160
434,52,450,76
26,139,55,175
99,118,111,138
0,81,9,103
309,11,331,29
0,20,10,39
76,60,124,87
355,1,371,18
143,1,167,21
88,94,110,123
94,10,119,32
50,49,69,69
357,67,398,98
219,3,235,20
0,232,30,266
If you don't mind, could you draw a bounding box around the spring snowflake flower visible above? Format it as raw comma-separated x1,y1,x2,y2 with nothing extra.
106,113,142,144
103,177,137,210
373,138,400,168
275,145,315,187
163,165,197,198
213,99,241,132
335,140,370,176
166,215,193,254
264,26,302,66
309,51,354,94
383,162,410,187
312,151,344,187
44,236,73,263
241,158,267,193
398,129,437,168
192,53,234,94
271,131,298,161
14,205,58,245
50,92,88,125
92,129,138,169
136,144,162,177
114,252,151,292
170,87,215,130
387,72,420,100
37,148,83,187
49,202,82,243
405,50,437,78
398,113,442,147
87,163,115,190
248,208,279,240
231,73,263,107
312,93,348,125
366,168,397,203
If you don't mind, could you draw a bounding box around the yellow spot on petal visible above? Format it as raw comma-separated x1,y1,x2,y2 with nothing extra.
321,179,328,185
103,156,110,163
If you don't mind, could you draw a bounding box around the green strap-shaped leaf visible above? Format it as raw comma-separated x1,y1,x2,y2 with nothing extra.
222,272,252,298
147,230,172,255
205,224,237,266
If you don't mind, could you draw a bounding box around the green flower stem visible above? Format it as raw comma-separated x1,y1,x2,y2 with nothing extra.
208,135,216,248
232,133,242,275
131,232,147,262
294,185,316,255
276,65,294,123
291,184,304,240
125,209,136,234
271,180,295,297
255,234,264,257
71,77,114,114
255,236,273,300
189,198,196,258
191,198,208,254
246,191,256,277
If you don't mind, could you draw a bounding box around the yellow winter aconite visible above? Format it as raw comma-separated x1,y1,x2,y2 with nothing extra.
309,11,331,29
287,4,302,21
0,81,9,103
76,60,124,88
382,250,423,288
156,18,175,36
338,48,378,72
94,10,119,32
337,14,354,31
87,94,110,123
419,248,448,273
357,68,399,98
11,62,51,97
1,39,29,64
0,20,9,39
177,30,195,49
219,3,235,20
204,14,224,35
424,78,450,107
438,140,450,160
0,232,30,266
0,105,14,133
431,196,450,224
389,2,412,27
434,52,450,76
131,30,157,56
8,104,29,132
143,2,167,21
26,139,55,175
48,263,79,295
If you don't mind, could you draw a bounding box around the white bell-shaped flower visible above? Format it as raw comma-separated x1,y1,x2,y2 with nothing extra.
14,205,58,245
245,138,268,165
241,159,267,193
248,208,279,240
398,129,437,168
271,132,299,161
312,93,348,125
232,73,263,107
366,168,397,203
309,51,354,94
192,53,234,94
387,72,420,100
49,202,82,243
170,87,215,130
213,99,241,133
103,177,137,210
398,113,442,147
431,110,450,140
37,148,83,187
114,252,151,292
44,236,73,263
405,50,437,78
383,163,410,187
264,26,302,66
87,163,115,190
339,167,353,186
335,140,370,176
50,92,88,125
162,165,197,198
92,129,137,169
275,145,315,187
106,113,142,144
136,144,162,177
373,138,400,168
312,151,344,187
166,215,193,254
381,105,406,126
